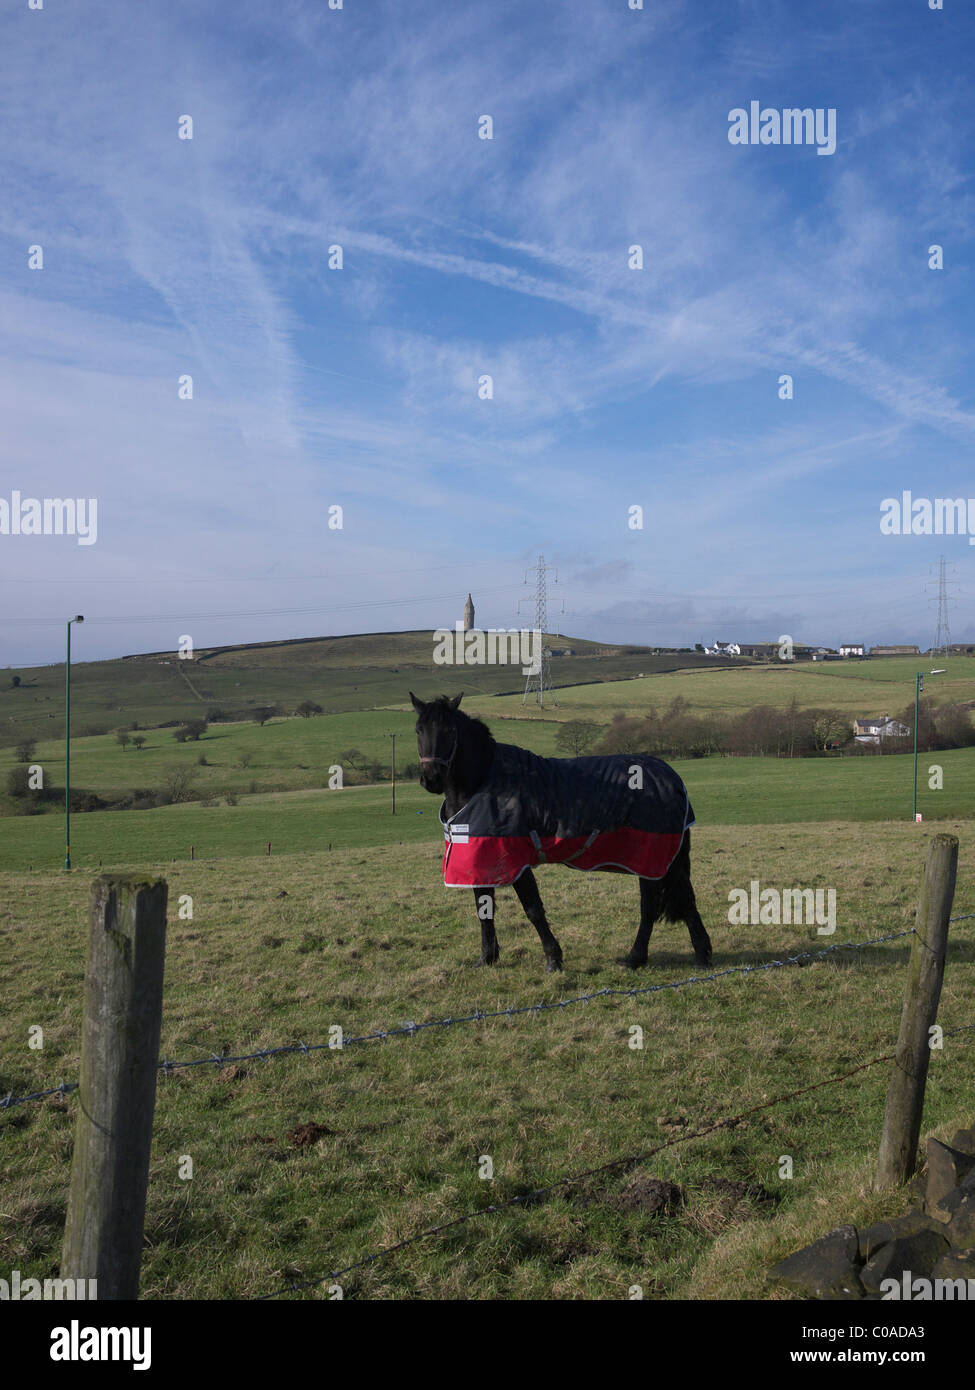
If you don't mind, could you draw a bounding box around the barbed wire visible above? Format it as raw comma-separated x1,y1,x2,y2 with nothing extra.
2,923,933,1112
260,1023,975,1300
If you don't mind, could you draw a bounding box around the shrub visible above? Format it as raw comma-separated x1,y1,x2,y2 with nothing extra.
6,765,29,798
555,721,600,756
160,766,199,804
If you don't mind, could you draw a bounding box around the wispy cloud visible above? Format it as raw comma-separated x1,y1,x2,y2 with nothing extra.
1,0,973,665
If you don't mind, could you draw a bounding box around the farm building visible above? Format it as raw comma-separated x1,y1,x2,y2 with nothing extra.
853,714,911,744
870,645,920,656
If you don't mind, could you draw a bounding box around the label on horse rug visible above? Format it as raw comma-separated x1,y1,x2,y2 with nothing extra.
439,744,694,887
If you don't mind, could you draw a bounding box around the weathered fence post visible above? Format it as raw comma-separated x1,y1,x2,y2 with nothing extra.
61,874,168,1299
876,834,957,1188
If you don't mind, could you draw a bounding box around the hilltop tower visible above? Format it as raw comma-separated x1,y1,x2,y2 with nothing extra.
463,593,475,631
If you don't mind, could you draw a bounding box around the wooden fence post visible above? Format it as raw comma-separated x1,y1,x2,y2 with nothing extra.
61,874,168,1299
876,834,957,1188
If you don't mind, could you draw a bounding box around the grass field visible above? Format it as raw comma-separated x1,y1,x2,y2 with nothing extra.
2,820,973,1299
471,655,975,724
1,630,731,749
2,747,974,873
0,706,570,820
4,649,974,836
4,635,974,1300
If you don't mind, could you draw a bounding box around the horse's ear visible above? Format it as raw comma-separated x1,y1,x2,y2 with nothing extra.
409,691,426,715
449,693,463,711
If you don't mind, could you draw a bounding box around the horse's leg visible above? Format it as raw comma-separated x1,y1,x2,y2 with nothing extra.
512,869,563,972
684,901,713,968
678,880,713,969
473,887,499,965
665,835,712,967
619,877,660,968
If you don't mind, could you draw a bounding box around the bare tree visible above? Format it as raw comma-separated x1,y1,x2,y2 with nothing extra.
555,720,600,756
160,765,199,804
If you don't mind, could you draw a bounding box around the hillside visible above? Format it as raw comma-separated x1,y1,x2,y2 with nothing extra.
0,630,738,749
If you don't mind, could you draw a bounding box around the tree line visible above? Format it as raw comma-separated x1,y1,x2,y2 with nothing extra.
555,697,975,759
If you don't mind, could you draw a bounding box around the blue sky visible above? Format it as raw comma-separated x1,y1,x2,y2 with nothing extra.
1,0,973,666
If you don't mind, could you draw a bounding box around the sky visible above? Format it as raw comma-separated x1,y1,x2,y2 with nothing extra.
1,0,973,668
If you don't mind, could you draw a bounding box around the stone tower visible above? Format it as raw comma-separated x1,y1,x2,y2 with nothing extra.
463,593,475,631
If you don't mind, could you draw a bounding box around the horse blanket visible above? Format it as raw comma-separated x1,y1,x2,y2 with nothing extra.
440,743,694,888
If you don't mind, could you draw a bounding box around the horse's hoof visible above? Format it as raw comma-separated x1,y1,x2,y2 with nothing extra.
695,954,713,969
545,957,563,973
475,954,499,967
617,954,646,970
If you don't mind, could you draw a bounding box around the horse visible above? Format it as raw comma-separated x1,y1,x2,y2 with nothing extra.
410,691,712,974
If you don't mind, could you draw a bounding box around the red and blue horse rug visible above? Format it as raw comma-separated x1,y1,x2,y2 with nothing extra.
439,743,695,888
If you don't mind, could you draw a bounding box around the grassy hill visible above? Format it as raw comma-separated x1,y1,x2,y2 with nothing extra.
4,638,975,837
4,631,975,1301
1,630,735,749
472,655,975,724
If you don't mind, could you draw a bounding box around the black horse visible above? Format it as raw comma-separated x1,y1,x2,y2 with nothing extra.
411,692,712,973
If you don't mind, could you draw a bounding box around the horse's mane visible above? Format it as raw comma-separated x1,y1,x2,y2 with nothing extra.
427,696,496,754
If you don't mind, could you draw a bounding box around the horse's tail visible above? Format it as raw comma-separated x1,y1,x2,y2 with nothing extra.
656,830,698,923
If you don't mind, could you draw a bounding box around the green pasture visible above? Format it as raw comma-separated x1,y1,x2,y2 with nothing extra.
0,710,428,798
1,630,729,749
2,746,974,874
0,708,567,824
2,820,973,1299
471,656,975,724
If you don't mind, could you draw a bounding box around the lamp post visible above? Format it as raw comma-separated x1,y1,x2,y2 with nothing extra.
65,615,84,870
388,732,396,815
913,668,946,822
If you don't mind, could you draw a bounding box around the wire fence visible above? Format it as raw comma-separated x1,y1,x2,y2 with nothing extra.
5,883,972,1298
5,920,957,1112
260,1019,975,1299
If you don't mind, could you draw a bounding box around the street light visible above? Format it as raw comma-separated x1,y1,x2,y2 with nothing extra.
65,615,84,870
913,667,946,822
388,732,396,815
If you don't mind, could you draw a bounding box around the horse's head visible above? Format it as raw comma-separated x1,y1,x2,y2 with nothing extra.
410,691,463,794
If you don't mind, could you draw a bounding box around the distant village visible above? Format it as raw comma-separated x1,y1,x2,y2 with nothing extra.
700,640,975,660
